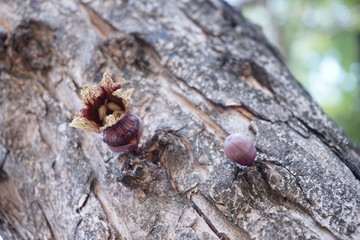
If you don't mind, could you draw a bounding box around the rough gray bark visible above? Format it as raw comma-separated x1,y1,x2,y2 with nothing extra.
0,0,359,239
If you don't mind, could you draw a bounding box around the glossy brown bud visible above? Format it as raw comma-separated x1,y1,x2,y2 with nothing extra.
223,133,256,166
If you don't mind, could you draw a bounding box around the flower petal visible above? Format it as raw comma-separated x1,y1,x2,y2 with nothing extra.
69,115,100,133
112,88,133,108
100,114,117,131
80,84,101,106
99,72,121,93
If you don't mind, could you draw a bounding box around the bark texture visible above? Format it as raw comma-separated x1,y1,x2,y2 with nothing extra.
0,0,360,239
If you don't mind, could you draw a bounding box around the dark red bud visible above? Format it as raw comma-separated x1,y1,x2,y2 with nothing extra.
101,112,144,153
223,133,256,166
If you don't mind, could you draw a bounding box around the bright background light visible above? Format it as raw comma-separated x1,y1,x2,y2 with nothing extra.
226,0,360,145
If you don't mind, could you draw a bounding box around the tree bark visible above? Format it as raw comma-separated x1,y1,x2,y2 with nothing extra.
0,0,359,239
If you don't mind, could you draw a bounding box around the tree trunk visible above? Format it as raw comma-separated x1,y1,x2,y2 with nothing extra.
0,0,359,239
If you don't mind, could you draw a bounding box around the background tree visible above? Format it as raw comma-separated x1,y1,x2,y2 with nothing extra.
0,0,359,239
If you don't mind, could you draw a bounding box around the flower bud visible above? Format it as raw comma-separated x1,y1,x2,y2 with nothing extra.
224,133,256,166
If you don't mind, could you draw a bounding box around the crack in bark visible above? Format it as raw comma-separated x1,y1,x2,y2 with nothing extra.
190,192,250,240
36,202,56,240
74,218,83,239
256,162,339,240
91,179,127,240
286,117,311,138
236,60,294,122
191,197,230,240
75,194,90,213
173,74,260,122
131,33,260,126
166,88,228,142
178,7,217,37
295,117,360,181
231,102,272,122
260,160,312,205
67,74,82,96
80,2,119,39
145,214,161,238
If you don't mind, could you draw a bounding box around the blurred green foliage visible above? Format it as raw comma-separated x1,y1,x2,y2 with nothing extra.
228,0,360,145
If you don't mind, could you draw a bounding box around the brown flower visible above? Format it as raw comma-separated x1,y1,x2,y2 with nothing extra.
70,72,143,153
